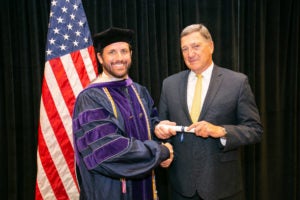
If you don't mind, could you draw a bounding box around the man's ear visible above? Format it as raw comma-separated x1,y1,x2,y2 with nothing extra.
210,41,214,54
97,52,103,64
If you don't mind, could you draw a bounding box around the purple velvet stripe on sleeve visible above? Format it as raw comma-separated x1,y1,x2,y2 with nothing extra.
84,137,129,169
72,118,81,133
77,108,110,126
76,123,118,152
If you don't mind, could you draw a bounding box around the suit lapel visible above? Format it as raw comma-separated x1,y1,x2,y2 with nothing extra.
179,70,191,121
200,66,223,119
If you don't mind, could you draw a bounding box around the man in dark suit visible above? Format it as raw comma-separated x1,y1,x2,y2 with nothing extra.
155,24,263,200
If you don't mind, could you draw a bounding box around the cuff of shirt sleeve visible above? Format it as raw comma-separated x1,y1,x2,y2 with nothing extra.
220,127,227,146
220,137,227,146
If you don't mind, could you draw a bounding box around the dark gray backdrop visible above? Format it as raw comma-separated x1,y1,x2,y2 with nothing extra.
1,0,299,199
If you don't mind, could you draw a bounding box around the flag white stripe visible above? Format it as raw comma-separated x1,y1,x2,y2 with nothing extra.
80,48,97,82
36,149,55,200
44,61,74,145
40,99,78,199
60,54,84,98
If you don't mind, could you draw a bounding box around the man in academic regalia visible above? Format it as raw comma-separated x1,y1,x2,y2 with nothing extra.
72,27,174,200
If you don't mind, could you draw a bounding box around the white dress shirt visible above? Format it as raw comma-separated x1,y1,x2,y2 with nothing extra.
186,63,226,145
187,63,213,113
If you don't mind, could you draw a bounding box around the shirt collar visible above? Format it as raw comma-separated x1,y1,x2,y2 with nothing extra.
92,72,128,83
202,62,214,79
190,62,214,79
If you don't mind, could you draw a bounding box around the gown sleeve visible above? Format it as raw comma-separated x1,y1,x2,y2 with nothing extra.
72,87,169,179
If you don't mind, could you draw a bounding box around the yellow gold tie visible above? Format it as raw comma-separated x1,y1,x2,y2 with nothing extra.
190,74,202,123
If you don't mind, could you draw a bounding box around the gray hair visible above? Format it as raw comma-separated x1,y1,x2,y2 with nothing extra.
181,24,213,41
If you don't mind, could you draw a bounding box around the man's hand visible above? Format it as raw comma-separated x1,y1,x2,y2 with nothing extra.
187,120,226,138
160,142,174,168
155,120,177,139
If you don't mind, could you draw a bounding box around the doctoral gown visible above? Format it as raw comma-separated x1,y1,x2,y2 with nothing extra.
72,78,169,200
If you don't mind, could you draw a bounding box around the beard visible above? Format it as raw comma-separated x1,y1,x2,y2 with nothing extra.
102,61,131,79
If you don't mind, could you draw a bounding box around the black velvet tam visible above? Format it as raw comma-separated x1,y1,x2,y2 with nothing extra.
93,27,134,52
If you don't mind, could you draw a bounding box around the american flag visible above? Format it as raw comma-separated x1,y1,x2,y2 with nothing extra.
35,0,98,199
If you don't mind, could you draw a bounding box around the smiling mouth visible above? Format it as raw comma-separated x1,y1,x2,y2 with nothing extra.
112,62,126,67
188,59,198,64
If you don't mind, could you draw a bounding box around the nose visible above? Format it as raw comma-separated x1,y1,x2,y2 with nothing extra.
114,51,123,60
187,48,196,57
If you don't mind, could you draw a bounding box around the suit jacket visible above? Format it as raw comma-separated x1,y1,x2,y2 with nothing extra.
158,65,263,200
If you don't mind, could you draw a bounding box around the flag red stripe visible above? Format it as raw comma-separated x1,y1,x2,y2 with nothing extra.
37,125,68,199
41,80,78,185
35,180,42,200
49,58,76,115
71,51,89,89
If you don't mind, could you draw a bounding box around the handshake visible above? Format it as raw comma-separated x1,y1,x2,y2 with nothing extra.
155,121,191,168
